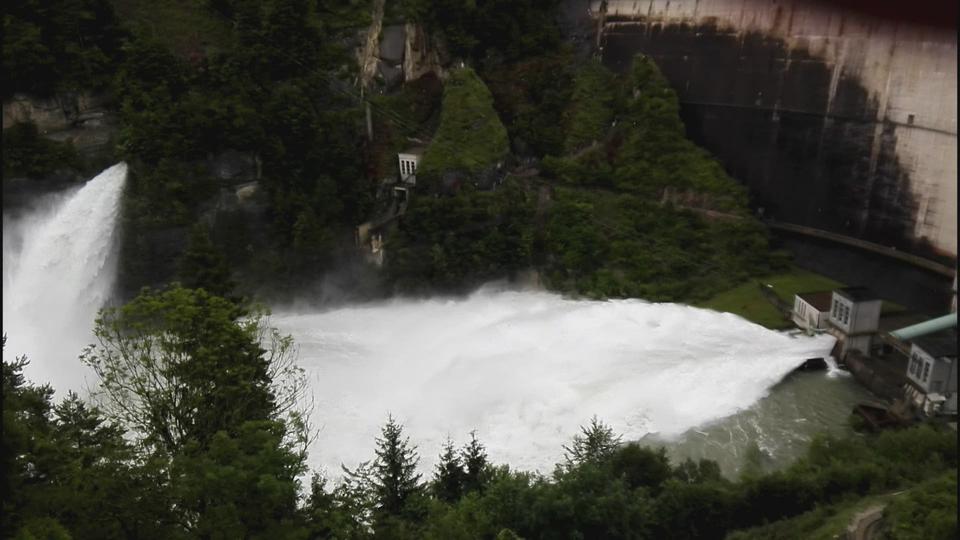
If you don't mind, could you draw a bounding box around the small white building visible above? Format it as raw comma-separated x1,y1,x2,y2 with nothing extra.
828,287,882,355
398,147,424,184
792,291,833,331
904,328,958,416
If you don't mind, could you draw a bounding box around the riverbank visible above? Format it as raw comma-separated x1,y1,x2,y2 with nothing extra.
696,268,842,329
698,267,907,330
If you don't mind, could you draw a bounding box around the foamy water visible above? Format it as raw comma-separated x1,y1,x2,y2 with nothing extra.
272,287,836,476
1,166,842,476
3,164,127,393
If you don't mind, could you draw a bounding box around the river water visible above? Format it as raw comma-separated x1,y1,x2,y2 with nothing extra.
647,367,873,477
271,288,869,479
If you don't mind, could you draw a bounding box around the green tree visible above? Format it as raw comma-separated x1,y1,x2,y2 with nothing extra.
651,480,735,540
2,347,59,537
418,67,509,186
882,471,957,540
169,420,308,538
609,443,672,494
461,431,492,495
177,224,236,298
433,437,465,503
563,416,622,467
2,342,176,539
334,461,378,537
673,458,723,485
2,122,81,179
3,0,125,97
81,286,306,454
563,60,619,154
372,415,424,519
81,287,310,537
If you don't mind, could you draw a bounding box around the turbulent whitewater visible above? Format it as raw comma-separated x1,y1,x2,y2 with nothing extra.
3,163,128,393
272,288,836,476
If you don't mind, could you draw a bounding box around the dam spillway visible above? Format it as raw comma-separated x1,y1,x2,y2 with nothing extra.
592,0,957,261
272,288,839,477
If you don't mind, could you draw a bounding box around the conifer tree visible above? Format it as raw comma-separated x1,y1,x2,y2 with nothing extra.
177,223,236,299
372,415,423,516
563,416,622,467
433,436,465,503
461,430,491,495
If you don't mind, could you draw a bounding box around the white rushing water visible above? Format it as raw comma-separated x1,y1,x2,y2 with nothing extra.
272,287,836,477
3,163,128,393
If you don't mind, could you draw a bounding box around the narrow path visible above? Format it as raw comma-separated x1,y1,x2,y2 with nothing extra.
847,504,885,540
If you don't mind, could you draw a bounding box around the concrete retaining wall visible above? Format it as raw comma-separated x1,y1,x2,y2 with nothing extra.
593,0,957,260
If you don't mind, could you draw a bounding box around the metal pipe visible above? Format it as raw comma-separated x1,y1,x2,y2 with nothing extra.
889,313,958,340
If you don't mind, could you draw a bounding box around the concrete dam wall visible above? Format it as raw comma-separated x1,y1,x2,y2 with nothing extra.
593,0,957,261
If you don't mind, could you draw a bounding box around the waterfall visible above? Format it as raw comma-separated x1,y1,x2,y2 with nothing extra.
3,163,128,394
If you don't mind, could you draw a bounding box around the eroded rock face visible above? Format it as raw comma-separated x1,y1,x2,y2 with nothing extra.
379,24,406,63
208,149,257,183
592,0,957,260
4,94,80,132
403,22,446,83
3,92,118,158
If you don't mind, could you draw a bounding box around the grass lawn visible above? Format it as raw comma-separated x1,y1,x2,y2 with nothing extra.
696,268,843,329
697,268,906,329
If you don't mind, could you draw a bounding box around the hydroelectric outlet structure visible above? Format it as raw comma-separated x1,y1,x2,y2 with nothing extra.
592,0,957,261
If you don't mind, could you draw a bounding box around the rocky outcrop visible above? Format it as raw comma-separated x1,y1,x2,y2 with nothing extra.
379,24,406,63
357,0,386,89
3,92,117,156
207,149,258,184
403,22,446,82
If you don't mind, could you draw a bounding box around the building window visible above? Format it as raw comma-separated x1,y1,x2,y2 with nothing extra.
922,362,931,382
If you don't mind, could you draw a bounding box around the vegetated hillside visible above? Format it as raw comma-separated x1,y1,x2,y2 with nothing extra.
3,0,126,99
388,56,782,301
418,67,510,184
4,0,778,304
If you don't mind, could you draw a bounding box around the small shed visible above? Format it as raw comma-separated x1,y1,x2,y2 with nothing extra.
398,146,425,184
793,290,833,331
829,287,882,354
905,328,958,415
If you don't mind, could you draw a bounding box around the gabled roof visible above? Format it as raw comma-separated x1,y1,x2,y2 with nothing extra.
911,328,958,359
797,291,833,312
835,286,880,302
